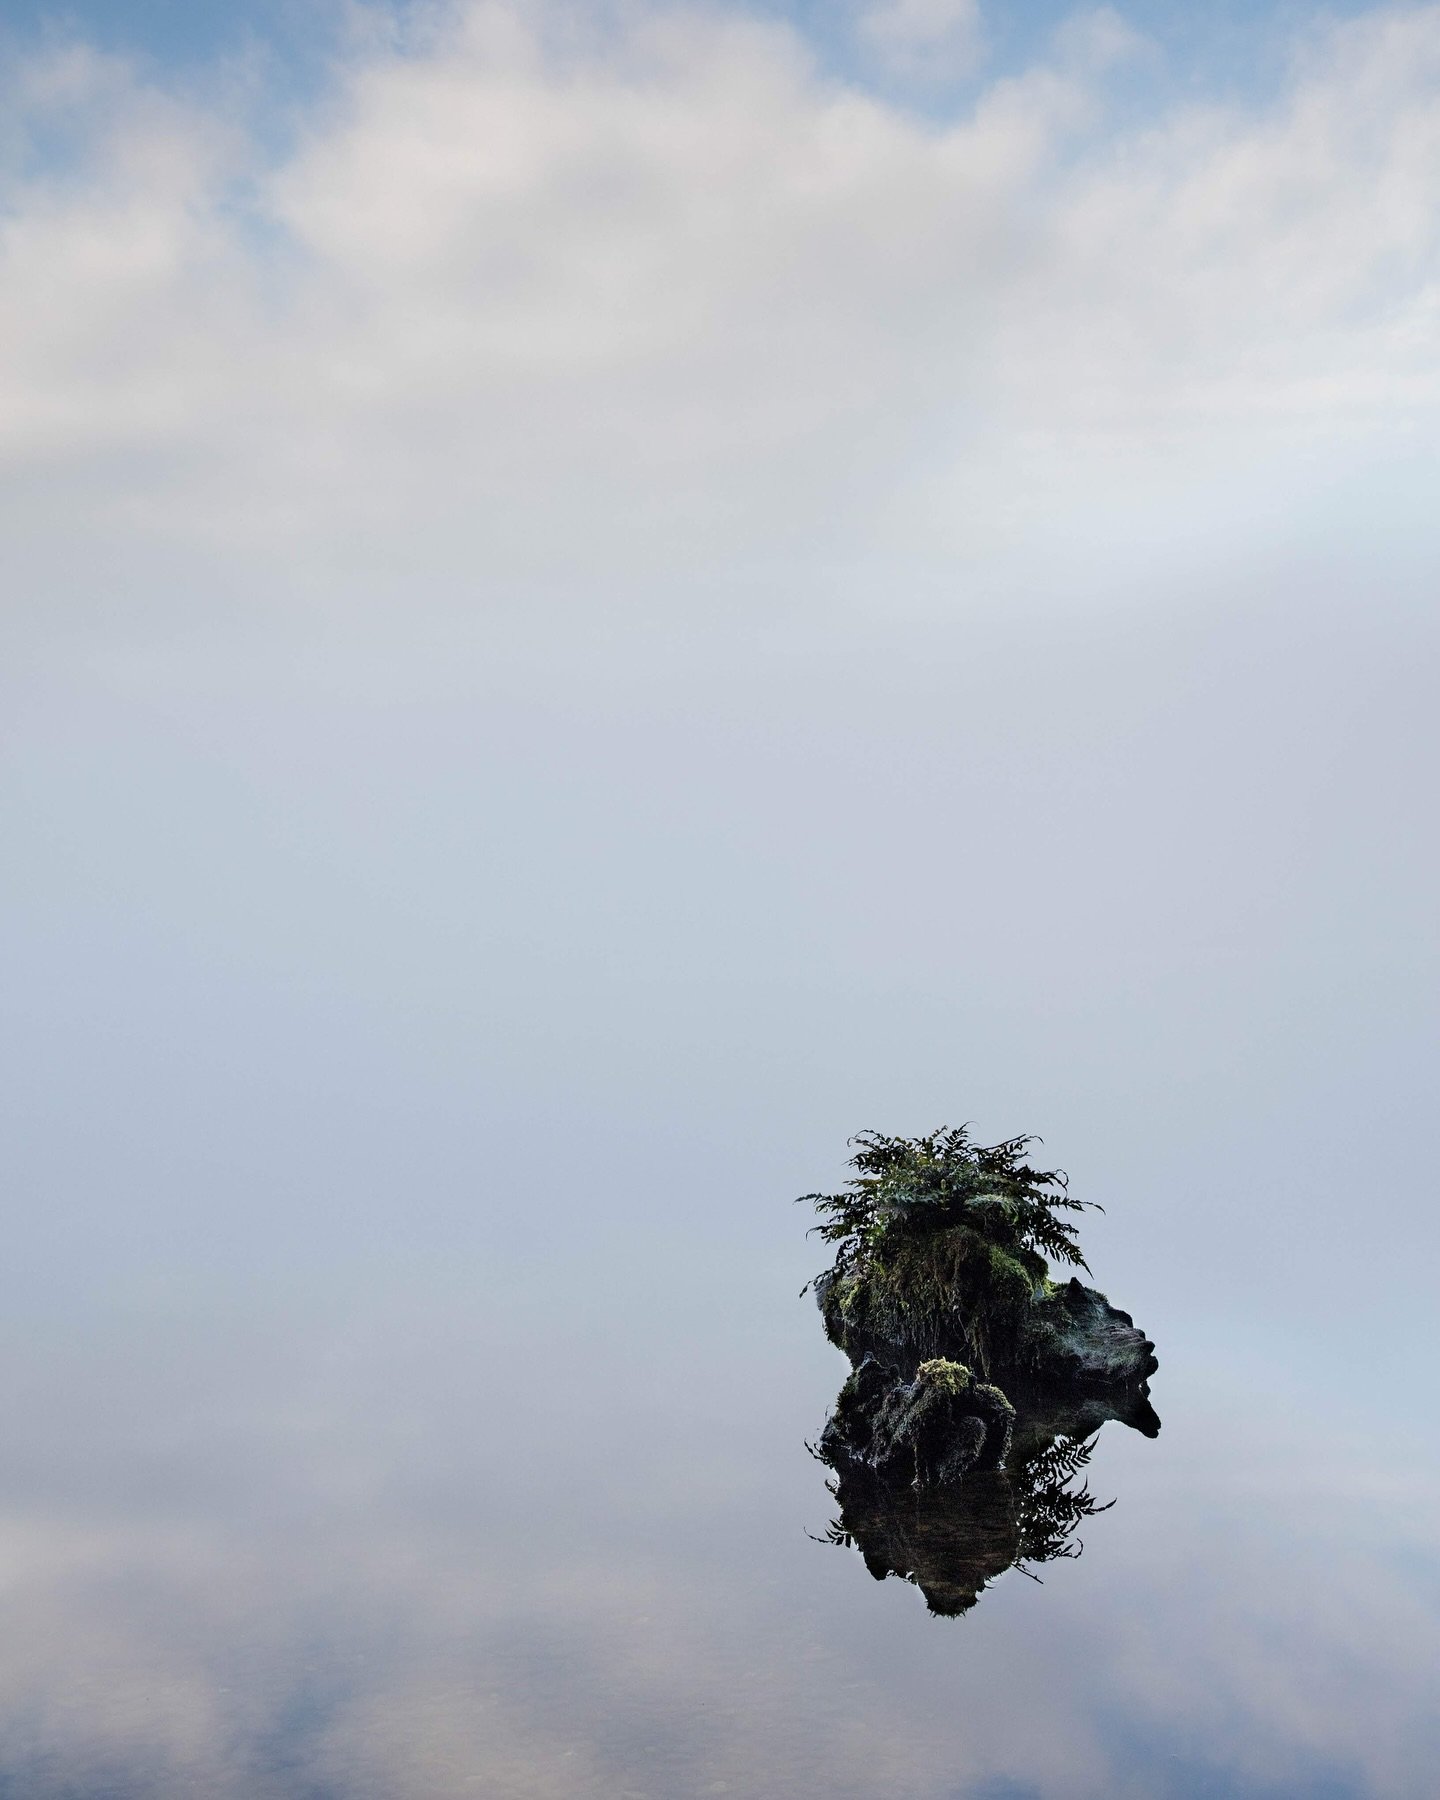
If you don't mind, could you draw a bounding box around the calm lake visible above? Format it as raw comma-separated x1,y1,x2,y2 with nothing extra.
0,1237,1434,1800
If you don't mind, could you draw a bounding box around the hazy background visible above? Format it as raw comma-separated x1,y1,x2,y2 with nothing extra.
0,3,1437,1793
4,0,1437,1363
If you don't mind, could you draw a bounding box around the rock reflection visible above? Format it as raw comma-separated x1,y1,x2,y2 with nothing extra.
813,1380,1160,1616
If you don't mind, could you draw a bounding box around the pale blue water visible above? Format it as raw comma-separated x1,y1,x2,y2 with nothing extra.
0,1255,1433,1800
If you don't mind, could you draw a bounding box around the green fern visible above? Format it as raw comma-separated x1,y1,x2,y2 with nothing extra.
801,1126,1095,1278
800,1125,1102,1374
1012,1434,1115,1570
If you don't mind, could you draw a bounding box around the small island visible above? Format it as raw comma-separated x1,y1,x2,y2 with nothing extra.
802,1126,1159,1614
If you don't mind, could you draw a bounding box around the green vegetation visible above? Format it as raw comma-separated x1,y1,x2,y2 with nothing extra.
913,1357,977,1395
802,1126,1153,1612
800,1126,1100,1376
1012,1434,1114,1573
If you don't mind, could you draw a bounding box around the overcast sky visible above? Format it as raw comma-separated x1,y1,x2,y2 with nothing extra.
2,1,1437,1403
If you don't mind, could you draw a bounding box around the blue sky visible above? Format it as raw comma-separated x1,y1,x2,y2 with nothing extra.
3,1,1382,91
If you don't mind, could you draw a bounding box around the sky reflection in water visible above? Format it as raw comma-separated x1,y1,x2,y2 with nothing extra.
0,1276,1434,1800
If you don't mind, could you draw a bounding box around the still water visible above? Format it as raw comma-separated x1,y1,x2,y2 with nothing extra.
0,1254,1435,1800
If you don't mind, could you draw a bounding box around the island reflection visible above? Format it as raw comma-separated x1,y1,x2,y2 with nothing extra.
813,1379,1160,1616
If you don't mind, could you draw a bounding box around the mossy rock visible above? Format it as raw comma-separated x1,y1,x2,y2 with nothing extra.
1021,1278,1159,1387
816,1224,1040,1376
802,1124,1157,1392
817,1255,1155,1392
820,1355,1014,1486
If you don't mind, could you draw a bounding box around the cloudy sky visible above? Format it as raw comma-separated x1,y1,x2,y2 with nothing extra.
1,6,1438,1791
3,0,1438,1367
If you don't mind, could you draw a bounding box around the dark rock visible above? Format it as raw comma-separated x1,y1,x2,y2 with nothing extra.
1022,1278,1159,1388
820,1355,1014,1485
815,1266,1157,1393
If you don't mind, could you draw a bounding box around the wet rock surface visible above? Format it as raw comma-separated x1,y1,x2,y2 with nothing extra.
820,1356,1015,1485
813,1302,1159,1613
815,1268,1157,1393
1023,1278,1159,1388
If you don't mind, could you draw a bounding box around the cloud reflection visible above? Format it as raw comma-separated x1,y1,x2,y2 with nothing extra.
0,1306,1433,1798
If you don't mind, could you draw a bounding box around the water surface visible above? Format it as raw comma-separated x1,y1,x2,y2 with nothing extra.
1,1255,1433,1800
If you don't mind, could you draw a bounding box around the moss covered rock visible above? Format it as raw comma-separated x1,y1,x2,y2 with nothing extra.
1022,1277,1159,1387
804,1126,1158,1532
816,1258,1156,1390
820,1355,1014,1485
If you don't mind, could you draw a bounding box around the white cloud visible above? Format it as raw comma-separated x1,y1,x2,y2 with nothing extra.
856,0,985,83
2,1,1440,630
